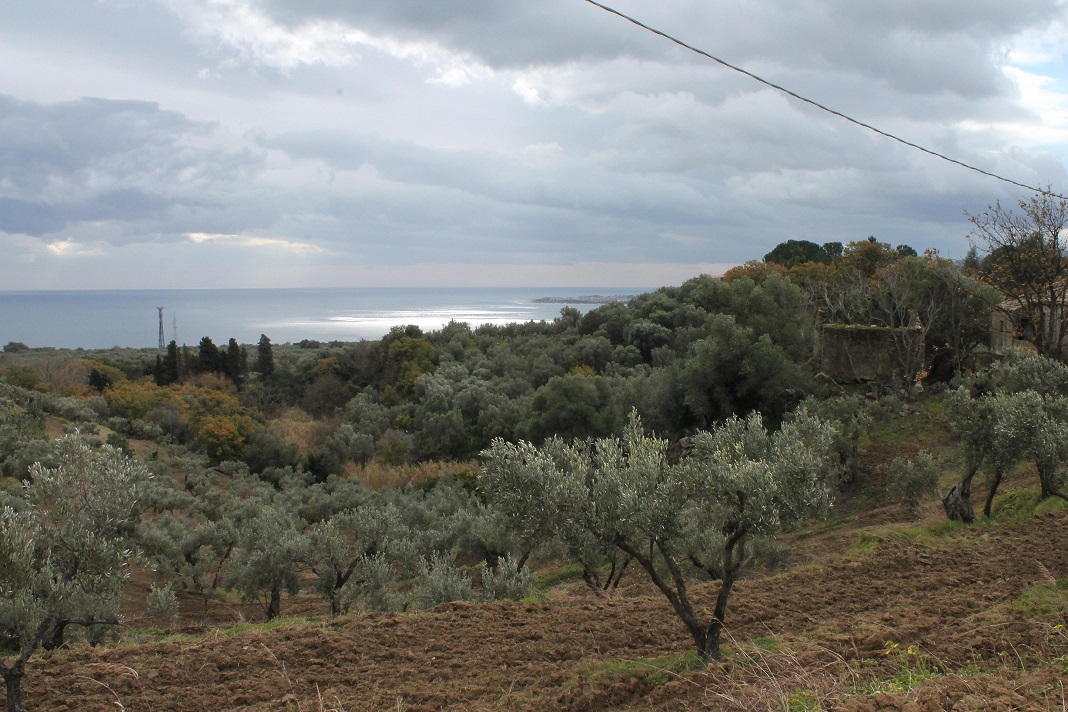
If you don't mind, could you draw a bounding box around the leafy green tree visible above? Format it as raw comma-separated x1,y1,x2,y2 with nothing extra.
578,301,631,345
380,328,437,396
869,255,1001,380
86,368,113,393
678,315,814,427
525,372,620,442
840,236,904,278
482,410,839,660
139,512,238,612
479,555,536,601
301,372,349,418
1,367,44,393
882,451,940,518
136,463,248,612
764,239,834,267
241,427,299,474
625,319,673,362
413,552,475,607
0,434,150,712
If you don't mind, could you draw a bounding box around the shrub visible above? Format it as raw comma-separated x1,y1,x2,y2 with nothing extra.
414,552,474,608
883,451,940,518
480,556,535,601
146,583,179,618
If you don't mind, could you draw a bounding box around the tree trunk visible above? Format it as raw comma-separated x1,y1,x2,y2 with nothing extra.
3,663,24,712
698,621,723,661
266,584,281,620
1037,462,1068,502
943,460,979,523
697,530,747,661
983,468,1004,519
42,619,68,651
616,540,707,659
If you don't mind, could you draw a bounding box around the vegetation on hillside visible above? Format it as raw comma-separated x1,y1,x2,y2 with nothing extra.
1,192,1068,710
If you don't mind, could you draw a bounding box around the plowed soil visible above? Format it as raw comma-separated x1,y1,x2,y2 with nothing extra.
18,506,1068,711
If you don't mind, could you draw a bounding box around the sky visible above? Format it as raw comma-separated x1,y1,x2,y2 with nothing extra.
2,0,1068,290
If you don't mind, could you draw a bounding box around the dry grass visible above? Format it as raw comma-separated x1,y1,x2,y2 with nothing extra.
342,459,479,489
270,408,337,453
698,633,859,711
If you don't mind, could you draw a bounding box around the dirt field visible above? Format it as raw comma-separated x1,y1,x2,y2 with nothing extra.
17,501,1068,711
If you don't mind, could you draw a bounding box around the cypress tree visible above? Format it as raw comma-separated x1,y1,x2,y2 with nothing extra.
256,334,275,380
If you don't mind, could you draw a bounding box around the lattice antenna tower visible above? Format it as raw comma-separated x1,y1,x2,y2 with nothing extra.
157,307,165,350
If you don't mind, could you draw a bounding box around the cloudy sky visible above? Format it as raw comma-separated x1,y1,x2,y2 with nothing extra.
2,0,1068,290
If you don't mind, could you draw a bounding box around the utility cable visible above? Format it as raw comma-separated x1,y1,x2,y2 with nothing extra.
584,0,1067,200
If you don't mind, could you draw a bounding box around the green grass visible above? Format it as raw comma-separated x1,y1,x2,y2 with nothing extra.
846,531,884,554
533,564,583,590
748,636,783,655
855,642,942,697
1034,495,1068,516
1012,578,1068,616
576,649,707,688
787,689,822,711
990,487,1045,523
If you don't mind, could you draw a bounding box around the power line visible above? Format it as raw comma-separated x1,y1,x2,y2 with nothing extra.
583,0,1067,201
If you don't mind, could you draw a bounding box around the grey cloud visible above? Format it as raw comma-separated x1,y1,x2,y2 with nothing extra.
260,128,718,231
0,1,1065,288
0,95,267,241
0,198,65,236
258,0,1058,96
0,190,170,237
261,0,642,68
0,96,204,194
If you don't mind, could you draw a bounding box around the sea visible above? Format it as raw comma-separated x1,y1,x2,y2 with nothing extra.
0,287,647,350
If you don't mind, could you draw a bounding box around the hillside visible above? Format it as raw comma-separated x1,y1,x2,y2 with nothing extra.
1,252,1066,711
20,483,1068,711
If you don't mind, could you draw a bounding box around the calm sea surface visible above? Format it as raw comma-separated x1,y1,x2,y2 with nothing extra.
0,287,645,350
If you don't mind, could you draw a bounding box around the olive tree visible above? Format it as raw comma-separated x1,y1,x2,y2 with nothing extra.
0,434,150,712
227,503,309,620
944,355,1068,521
481,410,839,660
308,504,398,617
